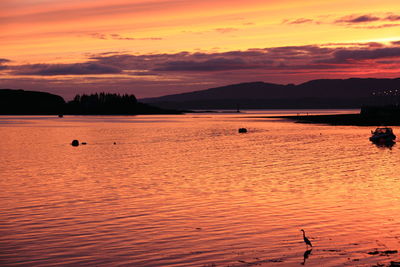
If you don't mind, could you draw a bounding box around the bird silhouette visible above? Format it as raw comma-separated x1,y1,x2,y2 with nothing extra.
300,229,313,247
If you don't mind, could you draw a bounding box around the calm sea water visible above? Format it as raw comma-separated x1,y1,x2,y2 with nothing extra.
1,110,400,267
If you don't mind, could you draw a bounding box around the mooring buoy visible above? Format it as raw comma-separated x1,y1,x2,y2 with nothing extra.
71,140,79,146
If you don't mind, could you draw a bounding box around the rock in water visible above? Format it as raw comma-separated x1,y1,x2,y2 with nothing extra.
71,140,79,146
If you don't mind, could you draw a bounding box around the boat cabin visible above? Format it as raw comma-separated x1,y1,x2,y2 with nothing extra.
371,127,394,135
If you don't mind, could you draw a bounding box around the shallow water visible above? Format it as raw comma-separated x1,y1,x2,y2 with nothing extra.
1,111,400,266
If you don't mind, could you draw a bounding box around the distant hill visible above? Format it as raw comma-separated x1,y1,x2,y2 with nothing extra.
141,78,400,109
0,89,65,114
0,89,183,115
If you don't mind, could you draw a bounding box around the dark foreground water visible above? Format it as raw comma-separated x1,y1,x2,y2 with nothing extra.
1,111,400,266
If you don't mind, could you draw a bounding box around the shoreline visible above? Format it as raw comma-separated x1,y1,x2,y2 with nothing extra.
278,113,400,126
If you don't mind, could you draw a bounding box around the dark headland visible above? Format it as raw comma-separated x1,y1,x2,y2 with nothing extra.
0,89,184,115
279,106,400,126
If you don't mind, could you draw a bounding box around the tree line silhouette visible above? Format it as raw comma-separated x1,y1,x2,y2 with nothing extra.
67,92,182,114
67,93,138,114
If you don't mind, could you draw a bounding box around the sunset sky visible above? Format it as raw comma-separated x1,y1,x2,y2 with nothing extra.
1,0,400,99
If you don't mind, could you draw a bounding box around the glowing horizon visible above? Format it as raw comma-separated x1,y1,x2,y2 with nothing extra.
1,0,400,99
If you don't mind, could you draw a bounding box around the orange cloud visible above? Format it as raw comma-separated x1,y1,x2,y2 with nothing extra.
1,0,400,98
2,41,400,99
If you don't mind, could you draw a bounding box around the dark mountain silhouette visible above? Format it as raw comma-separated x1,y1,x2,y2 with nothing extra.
141,78,400,109
0,89,182,115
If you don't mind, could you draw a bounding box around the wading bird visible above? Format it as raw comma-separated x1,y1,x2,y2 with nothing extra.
300,229,313,247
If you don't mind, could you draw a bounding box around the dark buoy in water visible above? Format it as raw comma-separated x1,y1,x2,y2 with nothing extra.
58,114,63,118
238,128,247,133
81,142,87,145
71,140,79,146
113,142,116,145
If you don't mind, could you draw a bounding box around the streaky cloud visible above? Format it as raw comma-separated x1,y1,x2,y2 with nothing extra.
284,13,400,28
386,14,400,21
109,34,162,40
214,28,239,34
4,42,400,78
322,42,384,48
1,0,188,25
153,57,264,71
13,62,122,76
282,18,314,25
336,14,380,24
0,58,11,63
334,13,400,27
89,33,162,41
355,23,400,29
316,47,400,64
0,58,10,70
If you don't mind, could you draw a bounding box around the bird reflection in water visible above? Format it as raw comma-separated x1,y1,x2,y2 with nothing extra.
301,249,313,265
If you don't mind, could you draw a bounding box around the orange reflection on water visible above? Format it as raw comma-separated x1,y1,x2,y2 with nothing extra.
1,113,400,266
